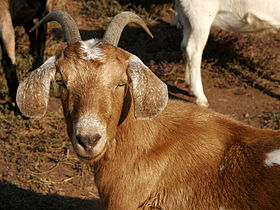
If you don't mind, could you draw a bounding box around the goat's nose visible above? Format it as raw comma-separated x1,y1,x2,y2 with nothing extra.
76,133,102,152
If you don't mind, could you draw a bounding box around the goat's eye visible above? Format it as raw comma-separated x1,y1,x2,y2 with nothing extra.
56,79,65,86
55,72,66,87
117,79,127,88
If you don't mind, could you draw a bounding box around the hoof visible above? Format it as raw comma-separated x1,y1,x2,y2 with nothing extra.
196,101,209,108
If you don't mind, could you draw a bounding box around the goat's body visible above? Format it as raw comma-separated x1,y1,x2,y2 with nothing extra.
95,100,280,209
213,0,280,32
0,0,48,106
175,0,280,106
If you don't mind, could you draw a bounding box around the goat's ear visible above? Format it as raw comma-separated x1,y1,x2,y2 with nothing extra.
127,55,168,120
16,55,58,118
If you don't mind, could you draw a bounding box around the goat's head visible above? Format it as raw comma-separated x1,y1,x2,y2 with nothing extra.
16,11,168,162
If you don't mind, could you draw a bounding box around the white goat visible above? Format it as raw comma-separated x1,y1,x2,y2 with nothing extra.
173,0,280,107
16,11,280,209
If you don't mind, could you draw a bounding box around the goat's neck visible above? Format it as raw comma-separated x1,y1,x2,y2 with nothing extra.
93,108,162,207
121,109,162,152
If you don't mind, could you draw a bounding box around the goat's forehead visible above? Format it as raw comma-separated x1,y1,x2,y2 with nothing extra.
58,41,130,83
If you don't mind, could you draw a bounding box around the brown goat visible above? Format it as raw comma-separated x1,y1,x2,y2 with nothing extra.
16,11,280,209
0,0,51,109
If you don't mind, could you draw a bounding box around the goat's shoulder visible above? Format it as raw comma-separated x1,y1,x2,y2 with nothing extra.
158,99,280,149
157,99,234,131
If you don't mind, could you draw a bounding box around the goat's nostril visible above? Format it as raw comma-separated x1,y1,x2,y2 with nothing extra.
75,134,102,151
91,134,102,145
76,134,86,148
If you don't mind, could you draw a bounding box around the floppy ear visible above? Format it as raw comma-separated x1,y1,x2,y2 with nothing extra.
127,55,168,120
16,55,58,118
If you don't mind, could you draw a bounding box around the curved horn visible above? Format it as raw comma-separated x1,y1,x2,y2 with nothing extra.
30,10,81,45
103,11,153,46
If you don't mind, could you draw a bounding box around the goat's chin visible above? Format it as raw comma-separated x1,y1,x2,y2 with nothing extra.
76,146,107,163
72,139,108,162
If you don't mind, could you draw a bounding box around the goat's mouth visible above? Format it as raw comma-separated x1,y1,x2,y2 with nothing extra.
72,136,108,161
76,146,107,162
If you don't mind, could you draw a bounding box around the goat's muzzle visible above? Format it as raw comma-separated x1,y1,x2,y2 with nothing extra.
73,132,107,161
72,115,108,161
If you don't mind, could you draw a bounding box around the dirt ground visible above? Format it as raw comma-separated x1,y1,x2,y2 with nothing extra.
1,0,280,209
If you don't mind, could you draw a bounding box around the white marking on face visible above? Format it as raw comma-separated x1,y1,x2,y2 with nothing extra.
219,165,224,172
80,39,103,60
74,113,106,134
265,149,280,166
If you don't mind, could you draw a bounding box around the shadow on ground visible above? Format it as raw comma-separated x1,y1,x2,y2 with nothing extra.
0,181,101,210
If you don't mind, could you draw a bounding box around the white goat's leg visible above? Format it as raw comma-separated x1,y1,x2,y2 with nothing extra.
184,20,213,107
177,0,217,107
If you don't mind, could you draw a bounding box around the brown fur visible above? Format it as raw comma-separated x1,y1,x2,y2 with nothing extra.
17,41,280,209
